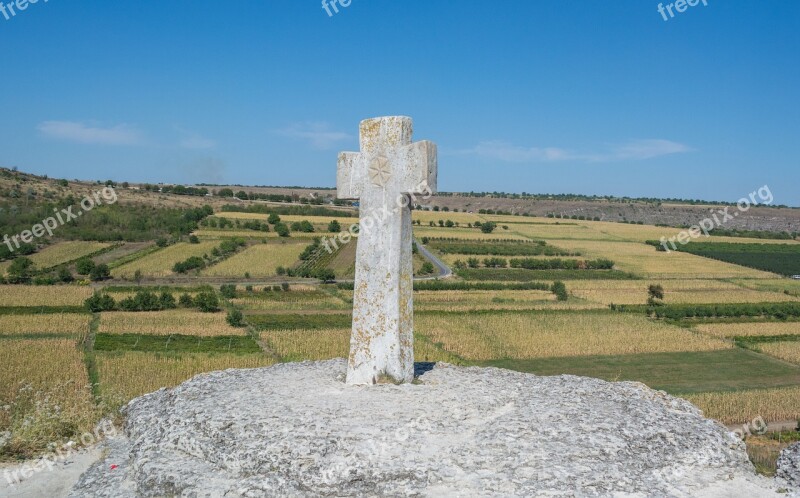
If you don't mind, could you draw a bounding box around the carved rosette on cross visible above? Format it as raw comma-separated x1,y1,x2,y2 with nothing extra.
337,116,438,385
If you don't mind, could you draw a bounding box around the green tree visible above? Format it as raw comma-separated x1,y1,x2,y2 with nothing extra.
267,213,281,225
76,258,96,275
57,267,74,283
89,264,111,282
480,222,497,234
419,262,435,275
328,220,341,233
195,291,220,312
220,284,237,299
551,281,569,301
275,223,290,237
226,309,244,327
8,257,35,284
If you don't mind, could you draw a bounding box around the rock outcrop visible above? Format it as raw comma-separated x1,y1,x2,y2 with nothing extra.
70,360,785,497
779,442,800,489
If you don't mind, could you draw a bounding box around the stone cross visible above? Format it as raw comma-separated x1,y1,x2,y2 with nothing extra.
337,116,437,385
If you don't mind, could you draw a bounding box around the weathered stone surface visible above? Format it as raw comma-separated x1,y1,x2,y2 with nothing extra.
778,442,800,489
337,116,437,385
70,360,784,497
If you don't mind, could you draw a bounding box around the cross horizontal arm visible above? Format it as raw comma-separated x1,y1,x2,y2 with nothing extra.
400,140,438,195
337,151,363,200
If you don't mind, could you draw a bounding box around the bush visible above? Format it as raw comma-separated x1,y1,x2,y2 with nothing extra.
267,213,281,225
551,281,568,301
173,256,206,274
188,235,200,244
480,222,497,234
85,293,116,312
220,284,237,299
178,293,195,307
419,262,435,275
7,257,35,284
89,264,111,282
226,309,244,327
57,267,74,283
195,291,220,312
274,223,290,237
328,220,341,233
75,258,95,275
314,268,336,283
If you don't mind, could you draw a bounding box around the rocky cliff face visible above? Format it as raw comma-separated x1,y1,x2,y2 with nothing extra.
70,360,789,497
779,442,800,489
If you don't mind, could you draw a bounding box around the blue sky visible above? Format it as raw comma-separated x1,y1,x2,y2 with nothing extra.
1,1,798,204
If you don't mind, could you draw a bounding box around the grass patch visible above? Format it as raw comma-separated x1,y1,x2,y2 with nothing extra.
478,349,800,395
456,268,638,281
246,312,352,330
93,333,262,354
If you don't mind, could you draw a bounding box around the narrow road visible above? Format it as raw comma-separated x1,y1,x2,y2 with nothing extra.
415,239,453,280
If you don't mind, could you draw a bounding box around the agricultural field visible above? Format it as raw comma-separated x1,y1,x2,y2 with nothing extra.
414,311,730,361
548,240,776,279
672,242,800,277
567,279,799,306
755,342,800,365
98,310,246,336
694,322,800,339
2,187,800,474
201,242,306,278
0,285,93,307
0,339,98,459
111,241,219,278
26,241,112,270
96,352,276,400
0,313,90,338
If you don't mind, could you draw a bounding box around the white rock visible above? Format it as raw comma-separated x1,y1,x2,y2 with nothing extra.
69,360,784,497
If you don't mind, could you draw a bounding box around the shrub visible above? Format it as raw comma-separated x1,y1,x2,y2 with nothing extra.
195,291,220,312
7,257,35,284
275,223,290,237
75,258,95,275
57,267,74,283
328,220,341,233
89,264,111,282
173,256,206,274
178,293,195,307
188,235,200,244
551,281,568,301
419,262,435,275
220,284,237,299
226,309,245,327
85,293,116,312
267,213,281,225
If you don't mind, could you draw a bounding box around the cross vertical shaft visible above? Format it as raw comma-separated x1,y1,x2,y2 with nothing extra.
337,116,437,385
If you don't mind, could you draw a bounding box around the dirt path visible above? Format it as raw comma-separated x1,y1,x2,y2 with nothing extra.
0,448,102,498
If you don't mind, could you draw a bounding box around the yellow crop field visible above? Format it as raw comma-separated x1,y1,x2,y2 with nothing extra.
683,387,800,425
756,342,800,365
195,229,319,239
0,285,94,307
233,291,348,311
732,279,800,296
415,290,556,311
96,352,276,401
0,313,90,338
413,226,527,241
548,240,775,279
413,211,483,225
28,241,112,269
415,311,731,361
99,310,245,336
111,241,219,278
261,328,350,361
0,339,98,457
694,322,800,338
565,279,797,306
201,243,305,278
507,223,614,241
259,328,459,364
